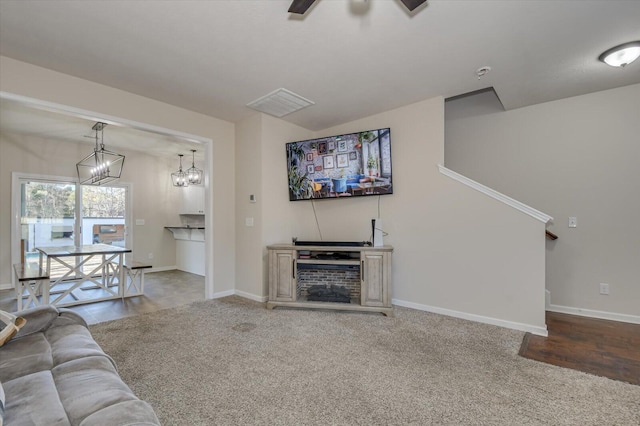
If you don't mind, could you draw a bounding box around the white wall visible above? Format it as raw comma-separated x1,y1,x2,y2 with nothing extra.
260,115,316,245
320,97,546,333
241,96,548,334
445,83,640,322
235,114,264,298
0,131,180,285
235,113,314,299
0,56,236,295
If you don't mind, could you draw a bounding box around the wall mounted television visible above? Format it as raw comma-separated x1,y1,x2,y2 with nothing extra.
286,128,392,201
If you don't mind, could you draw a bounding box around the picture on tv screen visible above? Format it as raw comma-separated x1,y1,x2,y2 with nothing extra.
286,128,392,201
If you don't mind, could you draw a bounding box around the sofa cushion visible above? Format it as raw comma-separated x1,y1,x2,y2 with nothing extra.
11,306,59,339
0,332,53,382
52,355,144,426
0,320,109,384
46,324,114,369
48,309,88,330
79,400,160,426
3,370,70,426
0,306,160,426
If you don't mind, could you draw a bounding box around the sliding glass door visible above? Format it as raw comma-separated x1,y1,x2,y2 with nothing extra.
19,180,77,269
13,174,131,279
81,185,128,274
82,186,126,247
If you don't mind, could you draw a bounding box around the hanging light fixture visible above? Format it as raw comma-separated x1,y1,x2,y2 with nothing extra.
171,154,189,187
186,149,203,185
598,41,640,67
76,122,125,186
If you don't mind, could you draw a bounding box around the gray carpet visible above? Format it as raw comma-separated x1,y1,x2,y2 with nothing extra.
89,297,640,425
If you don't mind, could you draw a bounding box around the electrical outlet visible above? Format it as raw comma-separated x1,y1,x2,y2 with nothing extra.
148,253,154,260
599,283,610,295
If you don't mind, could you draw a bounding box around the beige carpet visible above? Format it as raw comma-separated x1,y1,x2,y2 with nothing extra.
89,297,640,425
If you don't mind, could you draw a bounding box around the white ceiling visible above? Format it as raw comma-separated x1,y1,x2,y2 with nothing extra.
0,0,639,138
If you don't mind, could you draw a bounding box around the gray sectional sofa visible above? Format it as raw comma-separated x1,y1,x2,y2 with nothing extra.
0,305,160,426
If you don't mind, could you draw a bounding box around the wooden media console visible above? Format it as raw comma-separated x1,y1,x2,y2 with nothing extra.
266,243,393,316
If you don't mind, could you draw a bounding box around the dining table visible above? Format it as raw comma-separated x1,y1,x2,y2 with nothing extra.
36,243,131,307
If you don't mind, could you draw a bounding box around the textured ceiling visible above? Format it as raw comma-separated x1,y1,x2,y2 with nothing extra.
0,0,639,134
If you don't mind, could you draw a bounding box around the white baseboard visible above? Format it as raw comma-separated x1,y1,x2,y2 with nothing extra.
210,289,268,302
146,266,177,273
392,298,548,337
547,304,640,325
211,289,235,299
234,290,268,303
0,283,13,291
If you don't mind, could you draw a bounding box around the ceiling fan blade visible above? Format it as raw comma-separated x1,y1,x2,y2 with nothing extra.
399,0,427,12
289,0,317,14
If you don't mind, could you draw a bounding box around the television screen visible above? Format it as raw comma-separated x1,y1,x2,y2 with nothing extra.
286,128,392,201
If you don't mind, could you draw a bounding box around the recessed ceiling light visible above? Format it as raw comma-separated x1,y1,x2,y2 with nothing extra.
598,41,640,68
246,88,315,118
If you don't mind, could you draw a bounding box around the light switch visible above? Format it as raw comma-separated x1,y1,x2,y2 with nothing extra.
568,217,577,228
135,219,145,226
245,217,254,227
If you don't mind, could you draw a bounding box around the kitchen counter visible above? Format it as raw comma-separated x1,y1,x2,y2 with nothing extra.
165,227,205,241
164,226,205,229
164,227,205,276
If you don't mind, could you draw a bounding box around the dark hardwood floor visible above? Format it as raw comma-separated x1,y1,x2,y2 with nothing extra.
519,311,640,386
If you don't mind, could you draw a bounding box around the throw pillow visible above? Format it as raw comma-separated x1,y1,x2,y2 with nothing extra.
0,310,26,347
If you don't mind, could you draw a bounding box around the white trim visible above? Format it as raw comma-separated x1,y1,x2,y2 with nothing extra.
118,182,134,256
204,141,214,300
11,172,80,289
548,303,640,325
392,298,549,337
0,92,209,144
545,289,551,309
235,290,269,303
438,165,553,224
0,283,12,291
212,289,236,299
145,266,177,273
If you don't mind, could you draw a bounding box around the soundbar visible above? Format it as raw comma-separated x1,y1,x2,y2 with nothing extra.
294,240,370,247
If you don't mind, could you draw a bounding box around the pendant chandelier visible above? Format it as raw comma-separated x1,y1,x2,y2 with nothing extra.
186,149,203,185
171,154,189,187
76,122,125,186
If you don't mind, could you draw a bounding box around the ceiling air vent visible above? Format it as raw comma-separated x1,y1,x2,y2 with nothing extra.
246,88,314,118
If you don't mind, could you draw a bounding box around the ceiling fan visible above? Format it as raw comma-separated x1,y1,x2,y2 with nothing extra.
289,0,427,14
